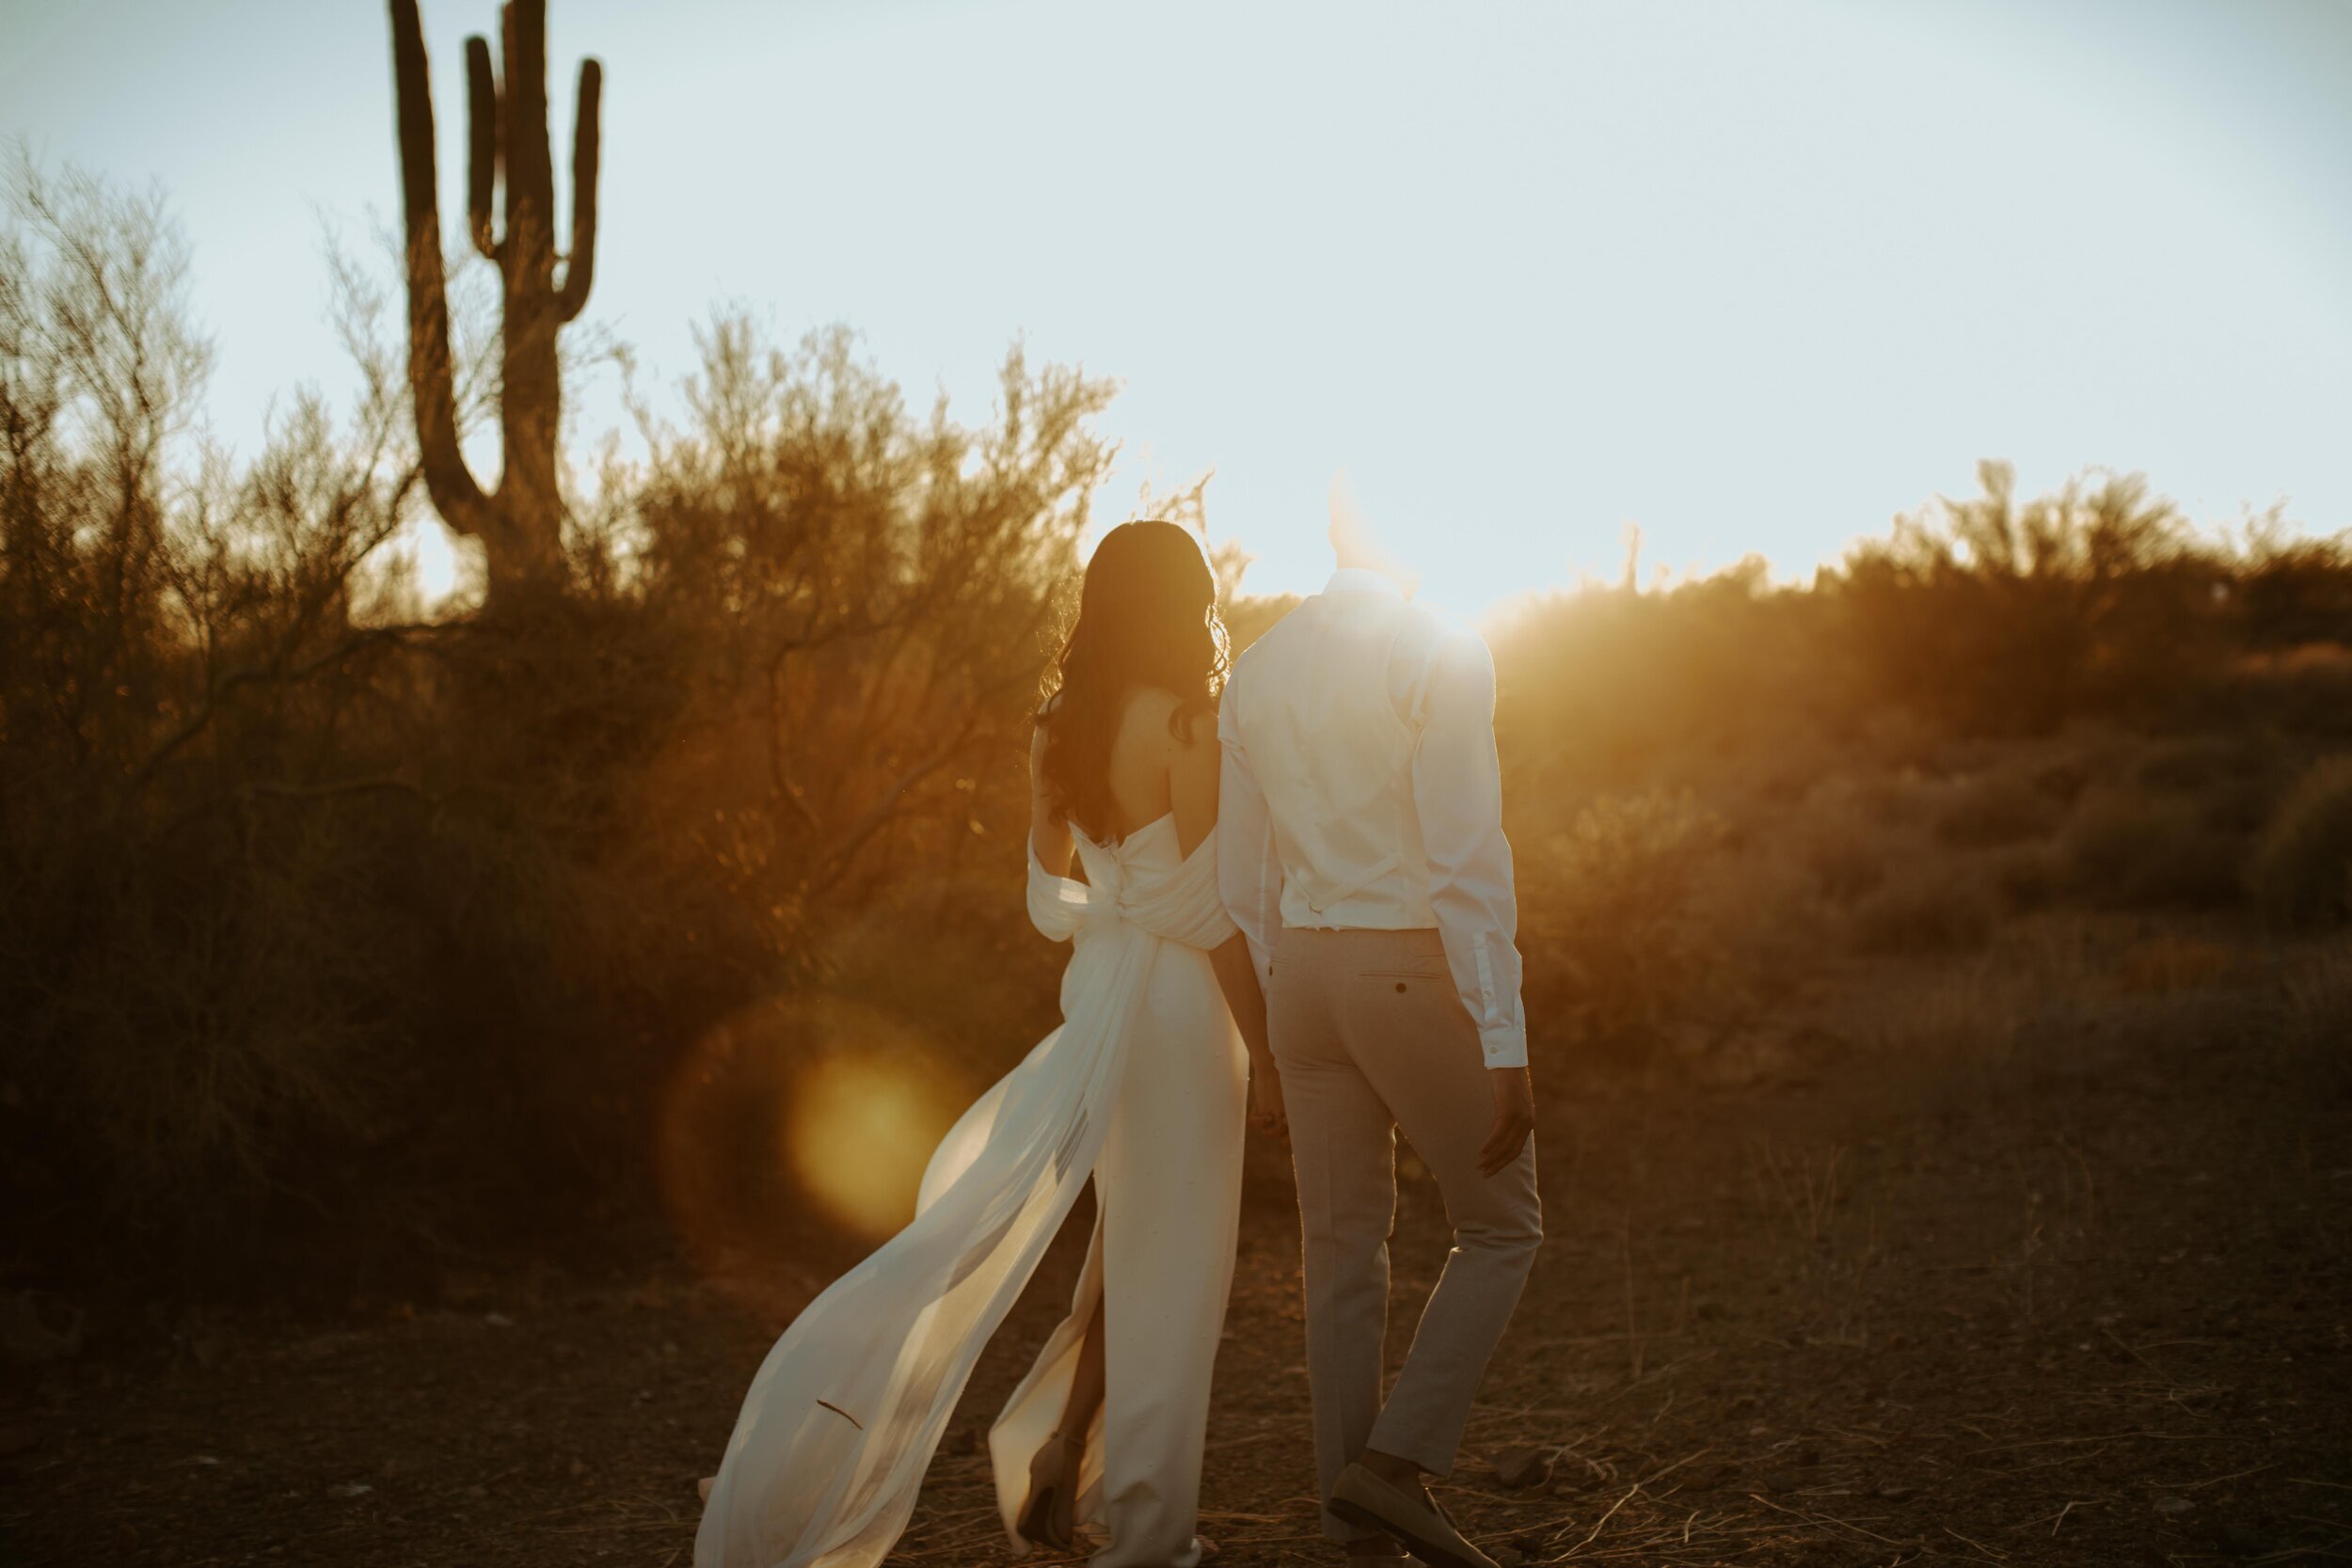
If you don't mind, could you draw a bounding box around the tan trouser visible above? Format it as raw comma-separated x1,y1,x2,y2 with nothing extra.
1267,926,1543,1544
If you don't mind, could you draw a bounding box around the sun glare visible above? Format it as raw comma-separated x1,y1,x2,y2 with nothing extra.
371,510,467,612
410,515,460,605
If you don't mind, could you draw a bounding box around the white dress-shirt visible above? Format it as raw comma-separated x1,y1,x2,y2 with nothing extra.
1216,568,1529,1071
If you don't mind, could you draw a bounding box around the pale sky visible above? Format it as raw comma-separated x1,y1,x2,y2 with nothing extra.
6,0,2348,618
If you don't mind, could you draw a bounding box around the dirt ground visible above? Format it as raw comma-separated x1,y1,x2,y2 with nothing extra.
5,937,2347,1568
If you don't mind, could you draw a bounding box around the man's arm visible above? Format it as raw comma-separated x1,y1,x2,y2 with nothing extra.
1408,626,1535,1174
1216,684,1279,989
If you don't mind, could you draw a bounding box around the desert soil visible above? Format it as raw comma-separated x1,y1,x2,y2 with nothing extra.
5,944,2347,1567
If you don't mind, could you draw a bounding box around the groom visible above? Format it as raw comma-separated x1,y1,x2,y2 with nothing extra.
1217,477,1541,1568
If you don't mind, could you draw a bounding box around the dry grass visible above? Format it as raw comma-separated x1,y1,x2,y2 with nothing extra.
2056,785,2243,911
1849,873,1997,957
1518,790,1736,1064
1933,768,2065,849
2282,938,2352,1050
1804,835,1886,905
2111,933,2242,996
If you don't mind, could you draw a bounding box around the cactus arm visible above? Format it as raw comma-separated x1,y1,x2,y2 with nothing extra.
464,35,501,261
501,0,554,282
555,58,600,323
389,0,491,538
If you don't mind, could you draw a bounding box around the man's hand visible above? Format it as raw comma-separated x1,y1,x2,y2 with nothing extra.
1478,1066,1534,1177
1248,1053,1289,1143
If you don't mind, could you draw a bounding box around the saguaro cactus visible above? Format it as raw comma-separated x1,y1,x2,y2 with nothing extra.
388,0,601,605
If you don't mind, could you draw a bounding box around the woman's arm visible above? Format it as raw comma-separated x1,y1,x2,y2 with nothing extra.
1168,707,1263,1052
1170,707,1284,1138
1205,935,1269,1060
1029,723,1074,878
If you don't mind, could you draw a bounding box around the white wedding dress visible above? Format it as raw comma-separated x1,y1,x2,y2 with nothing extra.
694,814,1248,1568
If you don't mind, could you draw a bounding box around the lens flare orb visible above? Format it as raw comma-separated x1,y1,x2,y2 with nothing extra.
785,1049,964,1239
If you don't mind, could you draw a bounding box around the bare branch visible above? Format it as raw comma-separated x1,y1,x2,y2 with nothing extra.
814,717,983,893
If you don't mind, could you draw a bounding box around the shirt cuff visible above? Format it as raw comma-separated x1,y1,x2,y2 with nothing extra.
1478,1023,1528,1071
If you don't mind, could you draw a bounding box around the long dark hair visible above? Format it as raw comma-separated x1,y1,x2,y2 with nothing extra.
1038,520,1231,842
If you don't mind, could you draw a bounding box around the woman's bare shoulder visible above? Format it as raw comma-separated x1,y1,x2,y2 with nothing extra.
1137,686,1227,750
1114,685,1179,739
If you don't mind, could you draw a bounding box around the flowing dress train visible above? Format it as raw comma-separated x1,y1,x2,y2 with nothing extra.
694,816,1246,1568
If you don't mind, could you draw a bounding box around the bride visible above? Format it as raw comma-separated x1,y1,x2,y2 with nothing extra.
695,520,1286,1568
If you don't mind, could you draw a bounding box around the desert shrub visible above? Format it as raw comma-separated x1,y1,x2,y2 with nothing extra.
1804,769,1931,830
2134,735,2248,792
1933,769,2063,848
1490,561,1845,795
1804,835,1885,904
0,159,433,1277
2128,731,2289,835
2248,756,2352,927
1849,872,1995,956
1857,707,1947,774
1990,844,2063,913
2031,756,2093,804
1830,460,2231,733
1691,835,1831,1012
2197,772,2282,836
2230,523,2352,650
1859,774,1933,825
1518,790,1740,1065
2055,785,2243,911
0,163,1114,1290
2022,721,2142,805
2211,643,2352,741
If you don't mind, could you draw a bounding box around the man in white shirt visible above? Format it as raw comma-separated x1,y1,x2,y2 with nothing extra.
1217,482,1540,1568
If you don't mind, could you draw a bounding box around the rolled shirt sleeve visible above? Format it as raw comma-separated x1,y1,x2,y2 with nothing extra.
1216,682,1280,987
1408,628,1530,1070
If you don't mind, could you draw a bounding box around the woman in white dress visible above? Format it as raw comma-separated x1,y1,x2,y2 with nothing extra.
694,520,1285,1568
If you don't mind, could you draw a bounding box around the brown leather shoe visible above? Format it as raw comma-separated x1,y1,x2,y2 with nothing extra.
1328,1464,1497,1568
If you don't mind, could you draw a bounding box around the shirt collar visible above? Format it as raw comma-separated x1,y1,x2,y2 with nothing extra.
1322,566,1406,599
